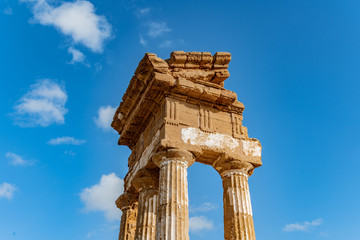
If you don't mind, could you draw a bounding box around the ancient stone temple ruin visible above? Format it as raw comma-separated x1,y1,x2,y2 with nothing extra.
111,51,262,240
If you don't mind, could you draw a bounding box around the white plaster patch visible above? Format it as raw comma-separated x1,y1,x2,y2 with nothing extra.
241,139,261,157
125,130,160,190
181,127,239,151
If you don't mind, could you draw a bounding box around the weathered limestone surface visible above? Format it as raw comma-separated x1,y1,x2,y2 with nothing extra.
112,51,262,240
214,155,256,240
132,169,159,240
116,193,138,240
153,149,194,240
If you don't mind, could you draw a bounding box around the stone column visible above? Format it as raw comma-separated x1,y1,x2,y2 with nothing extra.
132,169,159,240
116,193,138,240
152,149,195,240
213,156,256,240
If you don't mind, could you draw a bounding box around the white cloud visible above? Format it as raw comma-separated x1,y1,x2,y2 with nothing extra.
48,136,86,145
22,0,111,52
80,173,123,221
283,218,323,232
189,202,217,213
147,21,171,38
13,79,67,127
0,182,17,200
94,105,116,130
6,152,36,166
68,47,85,63
159,40,174,48
139,35,146,46
189,216,214,233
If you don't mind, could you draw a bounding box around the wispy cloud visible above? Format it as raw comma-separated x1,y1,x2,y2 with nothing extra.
135,7,174,47
189,216,214,233
94,105,116,130
3,7,12,15
283,218,323,232
79,173,124,221
86,224,118,238
0,182,17,200
139,35,146,46
2,0,12,15
67,47,86,64
12,79,67,127
6,152,36,166
94,62,102,72
21,0,112,52
136,7,150,17
159,40,174,48
48,136,86,145
320,231,329,238
64,150,76,157
147,21,171,38
189,202,217,213
86,231,94,238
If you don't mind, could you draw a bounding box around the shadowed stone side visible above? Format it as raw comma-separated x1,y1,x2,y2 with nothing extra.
132,169,159,240
116,193,138,240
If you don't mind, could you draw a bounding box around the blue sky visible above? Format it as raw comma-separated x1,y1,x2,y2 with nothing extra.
1,0,360,239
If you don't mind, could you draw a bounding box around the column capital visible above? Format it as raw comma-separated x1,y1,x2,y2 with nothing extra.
213,154,254,178
116,192,138,210
152,148,195,168
132,168,159,193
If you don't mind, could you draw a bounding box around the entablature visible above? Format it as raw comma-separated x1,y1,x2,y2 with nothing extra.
111,51,244,149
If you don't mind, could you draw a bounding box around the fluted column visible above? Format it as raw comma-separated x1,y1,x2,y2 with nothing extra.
213,156,256,240
116,193,138,240
152,149,195,240
132,169,159,240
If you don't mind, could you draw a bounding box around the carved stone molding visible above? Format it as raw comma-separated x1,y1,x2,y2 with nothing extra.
213,154,255,177
116,192,138,211
116,192,138,240
131,168,159,193
152,148,195,168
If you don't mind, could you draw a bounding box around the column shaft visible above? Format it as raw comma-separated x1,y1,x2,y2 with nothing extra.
222,170,255,240
119,204,138,240
157,159,190,240
153,149,194,240
135,189,158,240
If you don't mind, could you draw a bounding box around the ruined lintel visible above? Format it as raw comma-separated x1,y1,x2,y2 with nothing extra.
112,51,262,240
